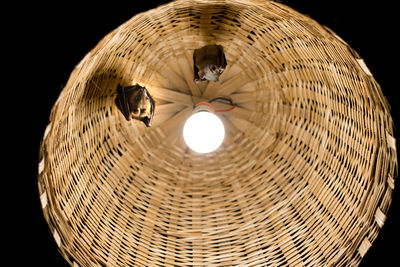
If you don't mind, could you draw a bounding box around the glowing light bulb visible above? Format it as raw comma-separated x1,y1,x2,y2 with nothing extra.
183,111,225,153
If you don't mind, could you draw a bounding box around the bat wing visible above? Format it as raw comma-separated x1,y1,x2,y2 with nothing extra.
193,50,201,82
217,45,227,68
115,84,132,121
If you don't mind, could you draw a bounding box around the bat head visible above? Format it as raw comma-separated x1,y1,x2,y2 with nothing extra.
129,87,155,127
203,64,225,82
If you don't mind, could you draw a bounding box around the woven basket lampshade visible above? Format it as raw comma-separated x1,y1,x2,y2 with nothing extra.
38,0,397,266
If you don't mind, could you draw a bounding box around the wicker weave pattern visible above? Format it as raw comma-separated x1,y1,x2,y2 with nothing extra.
38,0,397,266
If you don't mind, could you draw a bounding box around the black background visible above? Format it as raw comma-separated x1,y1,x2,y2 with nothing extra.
15,0,399,266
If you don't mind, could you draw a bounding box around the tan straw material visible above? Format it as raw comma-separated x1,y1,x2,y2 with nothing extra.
38,0,397,266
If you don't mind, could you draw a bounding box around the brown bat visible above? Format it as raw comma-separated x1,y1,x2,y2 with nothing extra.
193,44,227,83
115,84,155,127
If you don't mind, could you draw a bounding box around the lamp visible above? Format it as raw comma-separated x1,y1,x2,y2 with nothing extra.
183,102,225,153
37,1,397,266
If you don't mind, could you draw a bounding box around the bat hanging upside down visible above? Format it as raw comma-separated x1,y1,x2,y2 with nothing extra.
193,44,227,83
115,84,155,127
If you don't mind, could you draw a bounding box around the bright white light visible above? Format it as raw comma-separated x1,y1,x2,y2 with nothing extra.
183,111,225,153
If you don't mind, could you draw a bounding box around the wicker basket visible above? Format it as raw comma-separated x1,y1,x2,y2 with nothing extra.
38,0,397,266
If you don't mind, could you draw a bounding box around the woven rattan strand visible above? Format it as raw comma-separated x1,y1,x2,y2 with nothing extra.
38,0,397,266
